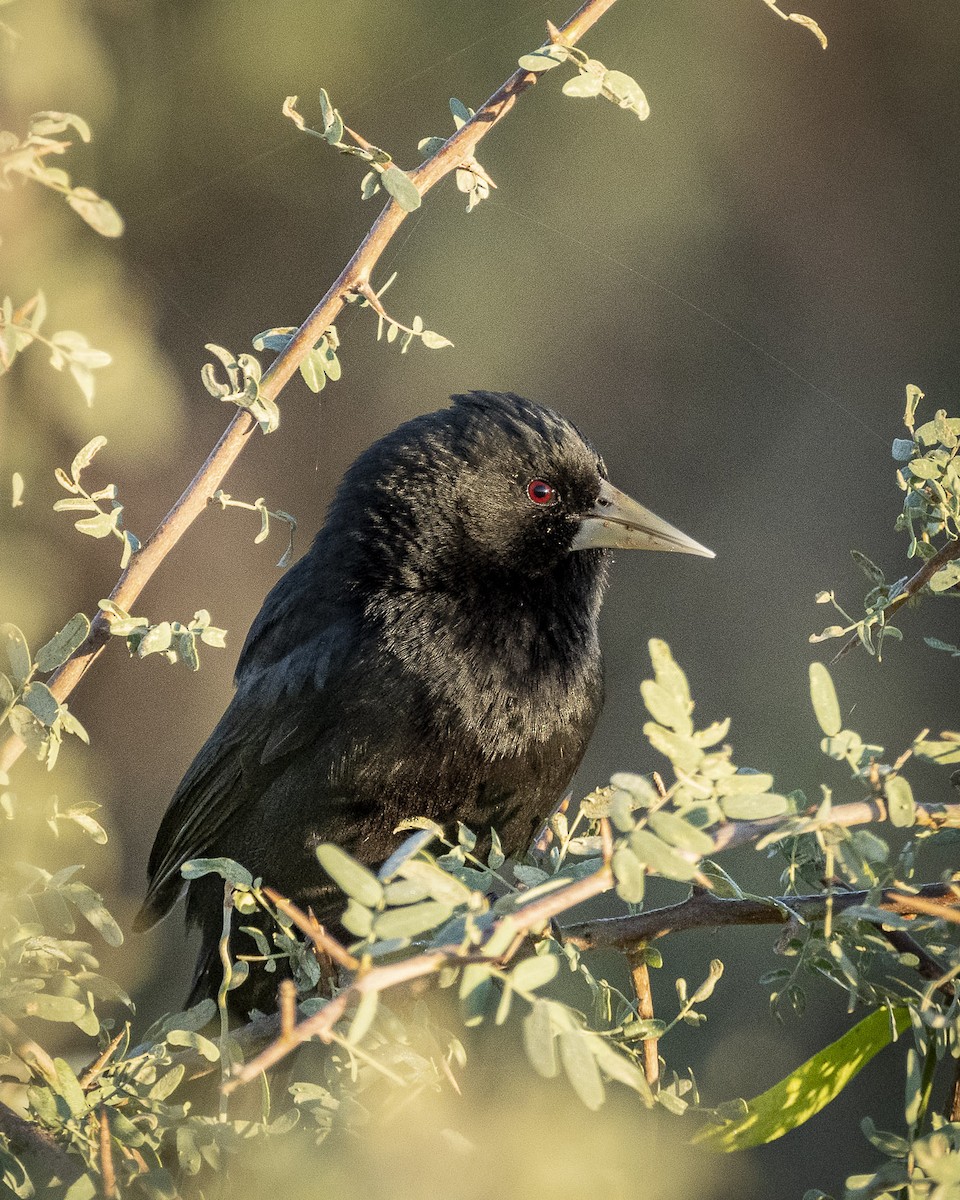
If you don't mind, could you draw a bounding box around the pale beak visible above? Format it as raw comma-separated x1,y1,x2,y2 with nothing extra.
571,479,715,558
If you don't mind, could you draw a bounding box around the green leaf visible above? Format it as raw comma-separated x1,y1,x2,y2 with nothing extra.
35,613,90,672
1,624,31,685
165,1029,220,1060
559,1030,605,1110
648,810,715,855
719,793,789,820
346,990,378,1045
562,73,604,97
694,1006,910,1150
891,437,915,462
74,510,117,539
136,621,172,657
449,97,472,127
715,772,775,796
629,829,698,881
62,881,124,946
459,962,493,1027
373,900,451,939
510,954,560,994
647,639,692,727
71,435,108,482
22,681,59,726
602,70,650,118
63,1176,97,1200
395,859,472,906
643,723,703,773
11,992,86,1022
181,858,253,886
612,845,646,903
523,1000,558,1077
518,47,566,72
66,187,125,237
929,562,960,593
420,329,453,350
850,550,885,585
380,164,421,211
54,1057,87,1115
908,456,942,480
885,776,916,828
316,843,384,907
591,1038,654,1102
299,351,327,393
809,662,842,736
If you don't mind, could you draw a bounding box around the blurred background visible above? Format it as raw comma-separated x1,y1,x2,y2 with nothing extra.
2,0,959,1194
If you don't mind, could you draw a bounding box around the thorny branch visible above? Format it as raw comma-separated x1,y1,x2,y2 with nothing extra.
833,536,960,664
223,796,960,1092
563,882,960,951
0,0,620,776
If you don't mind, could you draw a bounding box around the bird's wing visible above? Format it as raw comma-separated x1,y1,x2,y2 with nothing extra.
133,624,346,931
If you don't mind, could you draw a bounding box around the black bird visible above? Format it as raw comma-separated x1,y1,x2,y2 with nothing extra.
135,391,712,1007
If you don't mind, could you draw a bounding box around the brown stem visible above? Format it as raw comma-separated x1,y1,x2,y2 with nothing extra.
0,1013,58,1086
627,949,660,1088
99,1105,117,1199
0,0,620,777
0,1102,86,1188
264,886,359,970
947,1059,960,1122
562,882,960,951
832,536,960,664
223,863,614,1091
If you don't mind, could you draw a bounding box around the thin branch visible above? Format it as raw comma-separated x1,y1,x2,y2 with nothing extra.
223,863,614,1091
98,1106,117,1200
157,875,960,1091
0,1013,58,1086
627,949,660,1088
947,1060,960,1123
562,882,960,951
832,536,960,664
264,886,358,970
79,1026,127,1091
0,0,620,777
0,1103,86,1187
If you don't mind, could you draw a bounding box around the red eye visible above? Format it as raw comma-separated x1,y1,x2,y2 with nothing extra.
526,479,558,506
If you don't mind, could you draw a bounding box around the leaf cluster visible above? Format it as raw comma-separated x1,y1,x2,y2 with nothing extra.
0,293,111,406
0,112,123,238
54,437,140,568
518,42,649,120
283,91,422,213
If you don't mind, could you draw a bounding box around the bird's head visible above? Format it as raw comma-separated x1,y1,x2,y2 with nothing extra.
326,391,712,601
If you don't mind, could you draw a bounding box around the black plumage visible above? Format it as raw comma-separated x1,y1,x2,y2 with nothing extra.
135,391,712,1008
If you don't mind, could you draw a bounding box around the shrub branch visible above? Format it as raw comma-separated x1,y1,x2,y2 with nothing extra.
0,0,621,776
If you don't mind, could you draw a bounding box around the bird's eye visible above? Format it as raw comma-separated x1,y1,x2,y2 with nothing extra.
526,479,558,506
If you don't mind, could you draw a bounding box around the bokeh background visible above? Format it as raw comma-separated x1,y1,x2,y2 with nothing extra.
2,0,959,1195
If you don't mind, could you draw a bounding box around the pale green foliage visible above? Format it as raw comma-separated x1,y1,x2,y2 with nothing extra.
212,490,298,568
345,271,454,354
54,437,141,567
0,112,124,237
518,42,649,120
283,90,421,212
0,621,90,770
253,325,341,395
201,343,278,433
98,601,227,671
759,1,829,49
811,387,960,658
0,293,112,405
417,98,494,213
